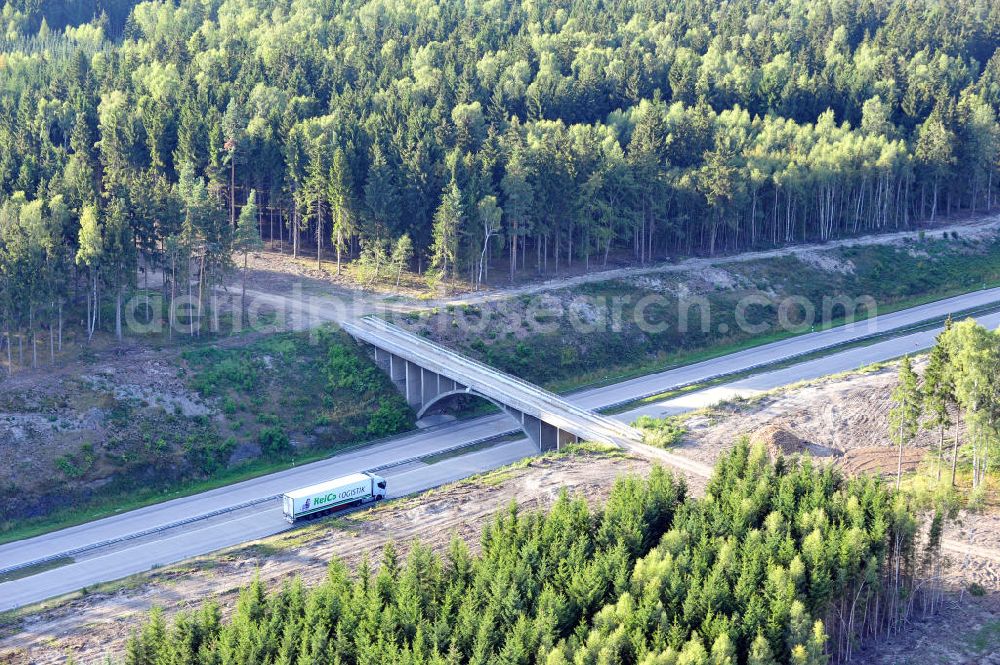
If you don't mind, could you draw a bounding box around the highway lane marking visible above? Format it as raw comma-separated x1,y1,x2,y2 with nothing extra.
0,512,288,610
0,419,519,575
6,288,1000,592
3,445,535,606
13,442,525,580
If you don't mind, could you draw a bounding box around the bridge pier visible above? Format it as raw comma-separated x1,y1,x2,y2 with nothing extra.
558,428,578,449
389,353,406,390
539,419,558,452
405,359,422,408
521,413,542,449
512,413,579,452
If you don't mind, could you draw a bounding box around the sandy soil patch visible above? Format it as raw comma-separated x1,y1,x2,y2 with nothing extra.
797,249,856,274
0,342,217,503
851,593,1000,665
673,361,958,471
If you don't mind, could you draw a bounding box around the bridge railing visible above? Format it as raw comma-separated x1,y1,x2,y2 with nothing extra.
346,316,642,442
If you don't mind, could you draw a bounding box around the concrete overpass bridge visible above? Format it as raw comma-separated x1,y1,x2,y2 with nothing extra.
341,317,643,452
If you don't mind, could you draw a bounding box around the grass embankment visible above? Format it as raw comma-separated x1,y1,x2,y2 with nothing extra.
633,415,688,448
181,327,412,450
0,327,412,546
413,236,1000,393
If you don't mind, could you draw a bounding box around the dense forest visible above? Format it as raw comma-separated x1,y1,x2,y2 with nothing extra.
2,0,1000,347
120,444,938,665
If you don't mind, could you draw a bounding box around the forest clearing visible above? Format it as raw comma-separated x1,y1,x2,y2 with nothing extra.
4,221,1000,542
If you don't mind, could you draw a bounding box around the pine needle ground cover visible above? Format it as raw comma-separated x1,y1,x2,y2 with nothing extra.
123,442,928,665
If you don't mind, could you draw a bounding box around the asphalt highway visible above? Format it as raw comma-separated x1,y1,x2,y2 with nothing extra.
0,439,539,612
2,286,999,611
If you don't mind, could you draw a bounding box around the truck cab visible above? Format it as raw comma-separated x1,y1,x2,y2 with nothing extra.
369,473,388,500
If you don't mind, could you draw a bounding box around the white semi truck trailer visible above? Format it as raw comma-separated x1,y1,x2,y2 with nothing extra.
282,472,387,523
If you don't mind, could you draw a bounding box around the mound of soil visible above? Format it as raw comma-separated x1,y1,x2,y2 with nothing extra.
750,424,810,458
749,423,844,462
677,363,951,469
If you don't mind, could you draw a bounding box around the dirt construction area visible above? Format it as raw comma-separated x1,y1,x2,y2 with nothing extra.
672,360,959,477
3,213,1000,662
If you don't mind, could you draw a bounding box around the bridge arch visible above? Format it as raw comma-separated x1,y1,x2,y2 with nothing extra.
416,388,577,451
416,388,498,420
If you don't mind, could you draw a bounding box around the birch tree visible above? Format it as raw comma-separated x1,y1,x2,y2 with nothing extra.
476,195,501,289
75,204,102,342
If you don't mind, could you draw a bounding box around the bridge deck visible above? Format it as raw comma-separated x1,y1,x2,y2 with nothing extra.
341,317,643,446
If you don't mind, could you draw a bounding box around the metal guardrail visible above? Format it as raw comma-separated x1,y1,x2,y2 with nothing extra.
5,292,999,580
0,495,280,578
595,298,1000,414
0,428,521,579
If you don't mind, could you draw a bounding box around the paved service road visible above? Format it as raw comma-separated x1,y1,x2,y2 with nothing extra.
2,287,999,611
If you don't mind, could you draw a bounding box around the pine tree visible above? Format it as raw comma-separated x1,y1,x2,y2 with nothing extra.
429,179,463,285
710,632,736,665
747,633,777,665
390,234,414,286
356,237,389,287
329,148,354,275
234,189,262,322
500,150,533,282
806,621,828,665
222,98,247,229
915,108,956,221
103,197,136,342
923,328,955,482
364,143,400,239
306,140,329,271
